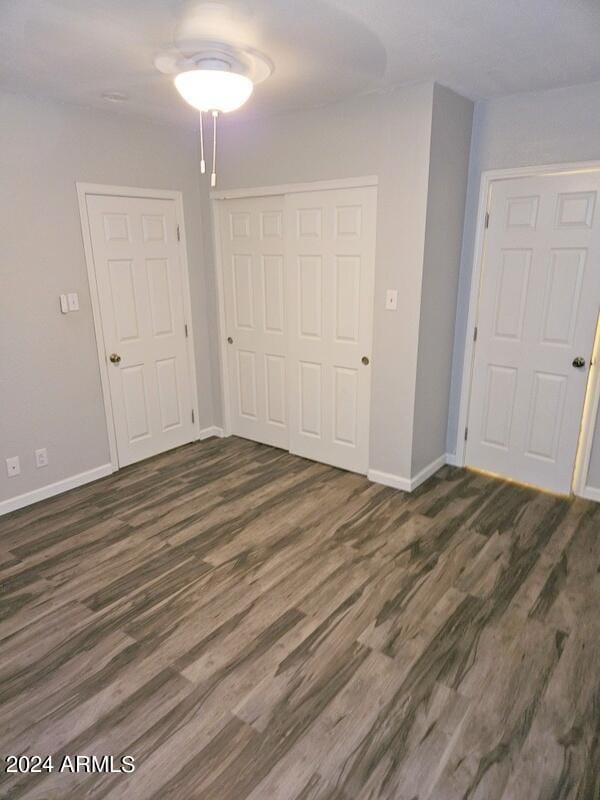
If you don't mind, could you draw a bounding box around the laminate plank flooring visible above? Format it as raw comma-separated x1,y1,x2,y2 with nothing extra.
1,436,599,800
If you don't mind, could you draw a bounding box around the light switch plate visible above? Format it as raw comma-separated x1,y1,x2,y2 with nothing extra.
385,289,398,310
35,448,48,468
60,294,69,314
67,292,80,311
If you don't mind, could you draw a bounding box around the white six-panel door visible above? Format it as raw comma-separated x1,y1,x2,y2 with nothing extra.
219,196,288,449
86,194,196,467
466,173,600,494
286,187,377,473
218,186,377,474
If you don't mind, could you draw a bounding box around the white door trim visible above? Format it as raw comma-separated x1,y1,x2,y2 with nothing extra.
210,175,378,201
77,182,201,470
211,197,234,437
572,312,600,496
211,175,378,443
455,160,600,498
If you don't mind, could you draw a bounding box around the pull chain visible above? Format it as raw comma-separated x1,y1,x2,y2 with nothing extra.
211,110,218,187
199,111,206,174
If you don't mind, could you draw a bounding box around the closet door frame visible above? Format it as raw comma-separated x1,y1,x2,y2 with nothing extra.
211,175,378,442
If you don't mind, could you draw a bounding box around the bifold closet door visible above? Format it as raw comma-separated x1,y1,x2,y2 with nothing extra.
286,186,377,474
219,195,288,448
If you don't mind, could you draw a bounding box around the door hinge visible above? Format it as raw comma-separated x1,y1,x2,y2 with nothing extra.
484,211,490,229
184,323,189,338
464,426,469,441
176,224,181,242
191,409,195,424
473,325,478,342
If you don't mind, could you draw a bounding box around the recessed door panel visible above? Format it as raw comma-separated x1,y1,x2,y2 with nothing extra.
103,213,130,242
334,367,358,445
299,256,322,338
142,214,167,242
261,211,282,239
147,259,174,336
541,249,585,346
237,350,258,419
108,260,140,342
467,172,600,494
526,372,566,461
263,256,284,334
506,196,539,229
481,366,517,448
231,212,251,238
555,192,596,229
265,354,286,426
335,256,360,342
335,205,362,237
233,255,255,330
156,357,181,431
297,208,322,238
493,250,531,341
299,361,321,437
121,364,150,442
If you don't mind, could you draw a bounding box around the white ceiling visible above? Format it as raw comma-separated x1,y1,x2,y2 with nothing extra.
2,0,600,125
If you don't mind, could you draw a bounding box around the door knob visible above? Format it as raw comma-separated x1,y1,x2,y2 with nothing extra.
572,356,586,368
227,337,233,344
109,353,122,364
361,356,370,365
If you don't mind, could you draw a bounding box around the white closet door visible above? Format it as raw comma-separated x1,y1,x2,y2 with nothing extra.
219,196,288,448
466,173,600,494
86,194,195,467
286,186,377,474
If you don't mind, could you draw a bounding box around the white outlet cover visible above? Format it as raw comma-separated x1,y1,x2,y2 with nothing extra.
385,289,398,310
6,456,20,476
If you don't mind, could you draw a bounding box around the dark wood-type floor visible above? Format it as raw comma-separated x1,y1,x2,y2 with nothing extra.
1,436,599,800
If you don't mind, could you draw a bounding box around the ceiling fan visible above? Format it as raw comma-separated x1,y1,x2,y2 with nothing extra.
155,2,273,186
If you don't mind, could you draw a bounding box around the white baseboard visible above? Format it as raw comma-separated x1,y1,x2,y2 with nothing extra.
410,454,448,490
0,463,114,516
198,426,225,440
577,484,600,503
445,452,462,467
367,469,412,492
368,453,448,494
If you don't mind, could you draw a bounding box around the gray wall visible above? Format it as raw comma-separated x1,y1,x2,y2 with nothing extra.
446,79,600,490
412,85,473,474
0,92,216,503
216,83,435,479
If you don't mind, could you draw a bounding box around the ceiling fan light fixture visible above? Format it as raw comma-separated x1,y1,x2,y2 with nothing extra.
174,68,253,113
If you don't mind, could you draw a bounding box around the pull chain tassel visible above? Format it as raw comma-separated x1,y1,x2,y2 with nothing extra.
211,110,218,188
199,111,206,174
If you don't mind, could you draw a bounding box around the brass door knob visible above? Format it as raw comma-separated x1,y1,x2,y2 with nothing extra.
109,353,122,364
361,356,370,365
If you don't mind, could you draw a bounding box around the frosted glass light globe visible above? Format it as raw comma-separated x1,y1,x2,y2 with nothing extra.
174,69,253,113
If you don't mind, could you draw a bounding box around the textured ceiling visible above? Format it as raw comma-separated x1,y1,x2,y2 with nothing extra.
2,0,600,125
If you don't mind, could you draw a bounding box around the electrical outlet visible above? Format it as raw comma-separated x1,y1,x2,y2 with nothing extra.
35,448,49,468
6,456,20,477
385,289,398,311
